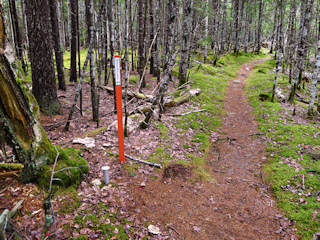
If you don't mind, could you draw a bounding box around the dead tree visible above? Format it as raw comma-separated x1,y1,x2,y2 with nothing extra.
49,0,66,91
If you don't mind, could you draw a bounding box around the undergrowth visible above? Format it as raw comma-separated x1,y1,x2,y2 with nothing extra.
246,58,320,239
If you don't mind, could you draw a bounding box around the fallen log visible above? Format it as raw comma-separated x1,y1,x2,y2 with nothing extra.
164,88,202,107
102,86,153,100
0,163,24,179
295,93,309,104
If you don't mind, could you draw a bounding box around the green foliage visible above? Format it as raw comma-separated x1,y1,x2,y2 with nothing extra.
246,59,320,239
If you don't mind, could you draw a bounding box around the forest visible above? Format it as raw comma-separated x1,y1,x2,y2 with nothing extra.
0,0,320,239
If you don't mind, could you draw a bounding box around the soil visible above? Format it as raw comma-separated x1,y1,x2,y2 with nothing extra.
0,60,298,239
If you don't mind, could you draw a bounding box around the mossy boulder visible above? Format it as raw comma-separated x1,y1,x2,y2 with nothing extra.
37,147,89,188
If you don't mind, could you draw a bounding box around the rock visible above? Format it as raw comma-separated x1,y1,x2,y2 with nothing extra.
140,182,146,187
73,137,95,148
148,225,161,235
91,179,102,186
103,143,112,147
193,226,201,232
233,80,241,84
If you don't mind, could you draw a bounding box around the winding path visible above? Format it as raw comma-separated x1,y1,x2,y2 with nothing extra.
209,58,296,239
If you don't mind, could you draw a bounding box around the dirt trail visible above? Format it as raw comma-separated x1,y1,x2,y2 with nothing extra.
127,59,297,240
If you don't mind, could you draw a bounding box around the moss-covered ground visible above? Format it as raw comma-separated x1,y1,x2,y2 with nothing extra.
246,58,320,239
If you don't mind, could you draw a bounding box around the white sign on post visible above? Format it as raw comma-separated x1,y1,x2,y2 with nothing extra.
114,57,121,85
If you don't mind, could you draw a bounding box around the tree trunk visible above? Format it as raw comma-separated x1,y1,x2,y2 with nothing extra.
141,0,177,128
124,0,129,137
308,40,320,115
0,11,56,182
256,0,263,53
138,0,146,89
109,0,117,112
85,0,93,45
49,0,66,91
8,0,26,73
233,0,240,55
70,0,78,82
155,0,161,83
25,0,60,115
221,0,227,52
271,0,283,103
149,0,154,75
203,0,209,63
178,0,193,86
244,0,251,53
289,0,314,103
86,0,99,122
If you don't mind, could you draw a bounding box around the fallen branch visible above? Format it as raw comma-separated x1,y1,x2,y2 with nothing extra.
124,154,161,168
169,109,206,117
7,199,24,220
249,132,266,136
0,150,7,162
295,93,309,104
168,225,184,240
0,209,9,240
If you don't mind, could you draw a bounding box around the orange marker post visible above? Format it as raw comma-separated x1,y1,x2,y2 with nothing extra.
114,56,125,163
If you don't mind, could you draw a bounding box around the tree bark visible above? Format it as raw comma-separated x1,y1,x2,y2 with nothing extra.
289,0,314,103
221,0,227,52
109,0,117,112
0,10,56,182
271,0,283,103
49,0,66,91
308,40,320,115
25,0,60,114
178,0,193,86
8,0,26,73
69,0,78,82
86,0,99,122
256,0,263,53
203,0,209,63
149,0,154,75
233,0,240,55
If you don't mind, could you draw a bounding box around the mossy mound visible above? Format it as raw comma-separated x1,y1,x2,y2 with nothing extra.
37,146,89,188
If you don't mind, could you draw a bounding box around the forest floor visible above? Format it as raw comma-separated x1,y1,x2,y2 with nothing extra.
1,54,316,239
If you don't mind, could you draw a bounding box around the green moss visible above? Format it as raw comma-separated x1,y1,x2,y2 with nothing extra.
58,186,81,214
37,146,89,188
129,75,139,84
246,59,320,239
258,68,267,74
